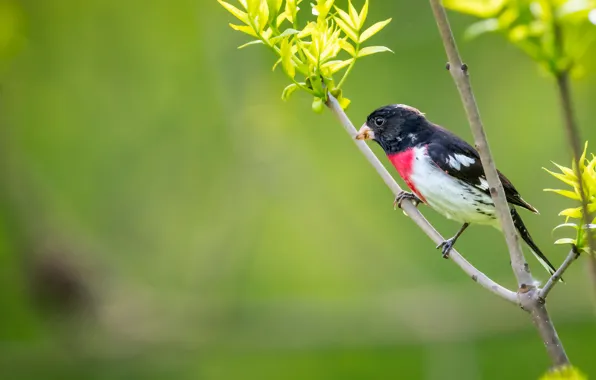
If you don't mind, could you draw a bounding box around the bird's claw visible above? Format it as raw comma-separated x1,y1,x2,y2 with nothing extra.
393,191,420,210
436,238,456,259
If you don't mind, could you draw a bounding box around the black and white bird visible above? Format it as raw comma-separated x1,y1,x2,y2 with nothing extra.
355,104,559,278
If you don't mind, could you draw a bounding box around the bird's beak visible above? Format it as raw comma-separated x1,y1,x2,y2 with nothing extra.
355,124,374,141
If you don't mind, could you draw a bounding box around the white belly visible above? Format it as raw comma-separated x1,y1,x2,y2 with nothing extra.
409,147,498,226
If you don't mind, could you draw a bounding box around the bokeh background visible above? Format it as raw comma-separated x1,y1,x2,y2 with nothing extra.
1,0,596,379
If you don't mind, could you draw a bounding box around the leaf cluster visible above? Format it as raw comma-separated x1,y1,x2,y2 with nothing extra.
218,0,392,111
540,365,588,380
443,0,596,77
544,141,596,254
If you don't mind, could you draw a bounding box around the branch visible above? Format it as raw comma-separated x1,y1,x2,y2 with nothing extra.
428,0,533,289
325,94,518,305
530,303,570,367
539,248,579,299
428,0,570,366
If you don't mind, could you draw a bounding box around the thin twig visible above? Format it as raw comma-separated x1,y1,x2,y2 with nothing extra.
325,94,518,305
428,0,570,366
428,0,532,289
540,248,579,299
551,10,596,307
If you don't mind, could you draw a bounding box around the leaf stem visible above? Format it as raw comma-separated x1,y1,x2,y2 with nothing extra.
292,79,315,94
337,42,359,89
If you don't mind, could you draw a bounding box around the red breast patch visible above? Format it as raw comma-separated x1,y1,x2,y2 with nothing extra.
387,149,427,203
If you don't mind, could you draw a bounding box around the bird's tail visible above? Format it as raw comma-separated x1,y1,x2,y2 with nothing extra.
510,208,562,282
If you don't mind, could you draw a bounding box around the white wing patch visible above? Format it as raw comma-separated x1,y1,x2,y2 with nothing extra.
447,154,476,170
454,154,475,166
447,156,461,170
478,178,489,190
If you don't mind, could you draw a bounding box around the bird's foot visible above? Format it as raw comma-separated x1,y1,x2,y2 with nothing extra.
436,238,456,259
393,191,420,210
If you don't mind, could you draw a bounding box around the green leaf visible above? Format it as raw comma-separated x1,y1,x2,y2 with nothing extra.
313,0,335,21
557,0,594,20
334,6,355,29
300,43,318,64
551,162,577,178
285,0,296,21
543,168,578,188
339,39,356,56
465,18,501,39
540,365,588,380
298,22,316,38
335,17,359,42
554,238,577,245
579,141,589,170
238,39,264,48
247,0,261,22
260,27,273,41
312,97,325,113
544,188,581,200
281,83,299,100
348,0,360,30
319,28,342,62
358,0,369,30
321,58,354,73
270,28,300,44
309,74,324,95
257,0,269,31
442,0,507,18
508,25,531,42
358,45,393,57
267,0,283,17
339,96,351,110
280,38,296,78
359,18,391,43
229,23,258,37
553,223,579,231
330,87,342,98
276,11,288,27
559,207,583,219
219,0,251,24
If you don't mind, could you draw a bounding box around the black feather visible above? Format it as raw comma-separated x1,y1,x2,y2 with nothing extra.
511,208,563,282
425,126,539,214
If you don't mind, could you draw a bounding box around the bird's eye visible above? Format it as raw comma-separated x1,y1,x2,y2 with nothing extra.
374,117,385,127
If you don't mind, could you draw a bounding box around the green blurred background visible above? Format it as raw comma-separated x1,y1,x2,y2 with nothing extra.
1,0,595,379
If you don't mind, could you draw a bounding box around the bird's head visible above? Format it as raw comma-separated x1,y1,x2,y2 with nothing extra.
355,104,428,153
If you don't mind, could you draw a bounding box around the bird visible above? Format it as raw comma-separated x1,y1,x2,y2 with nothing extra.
355,103,560,279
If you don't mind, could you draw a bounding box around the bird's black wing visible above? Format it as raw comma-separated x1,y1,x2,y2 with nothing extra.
425,126,538,213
